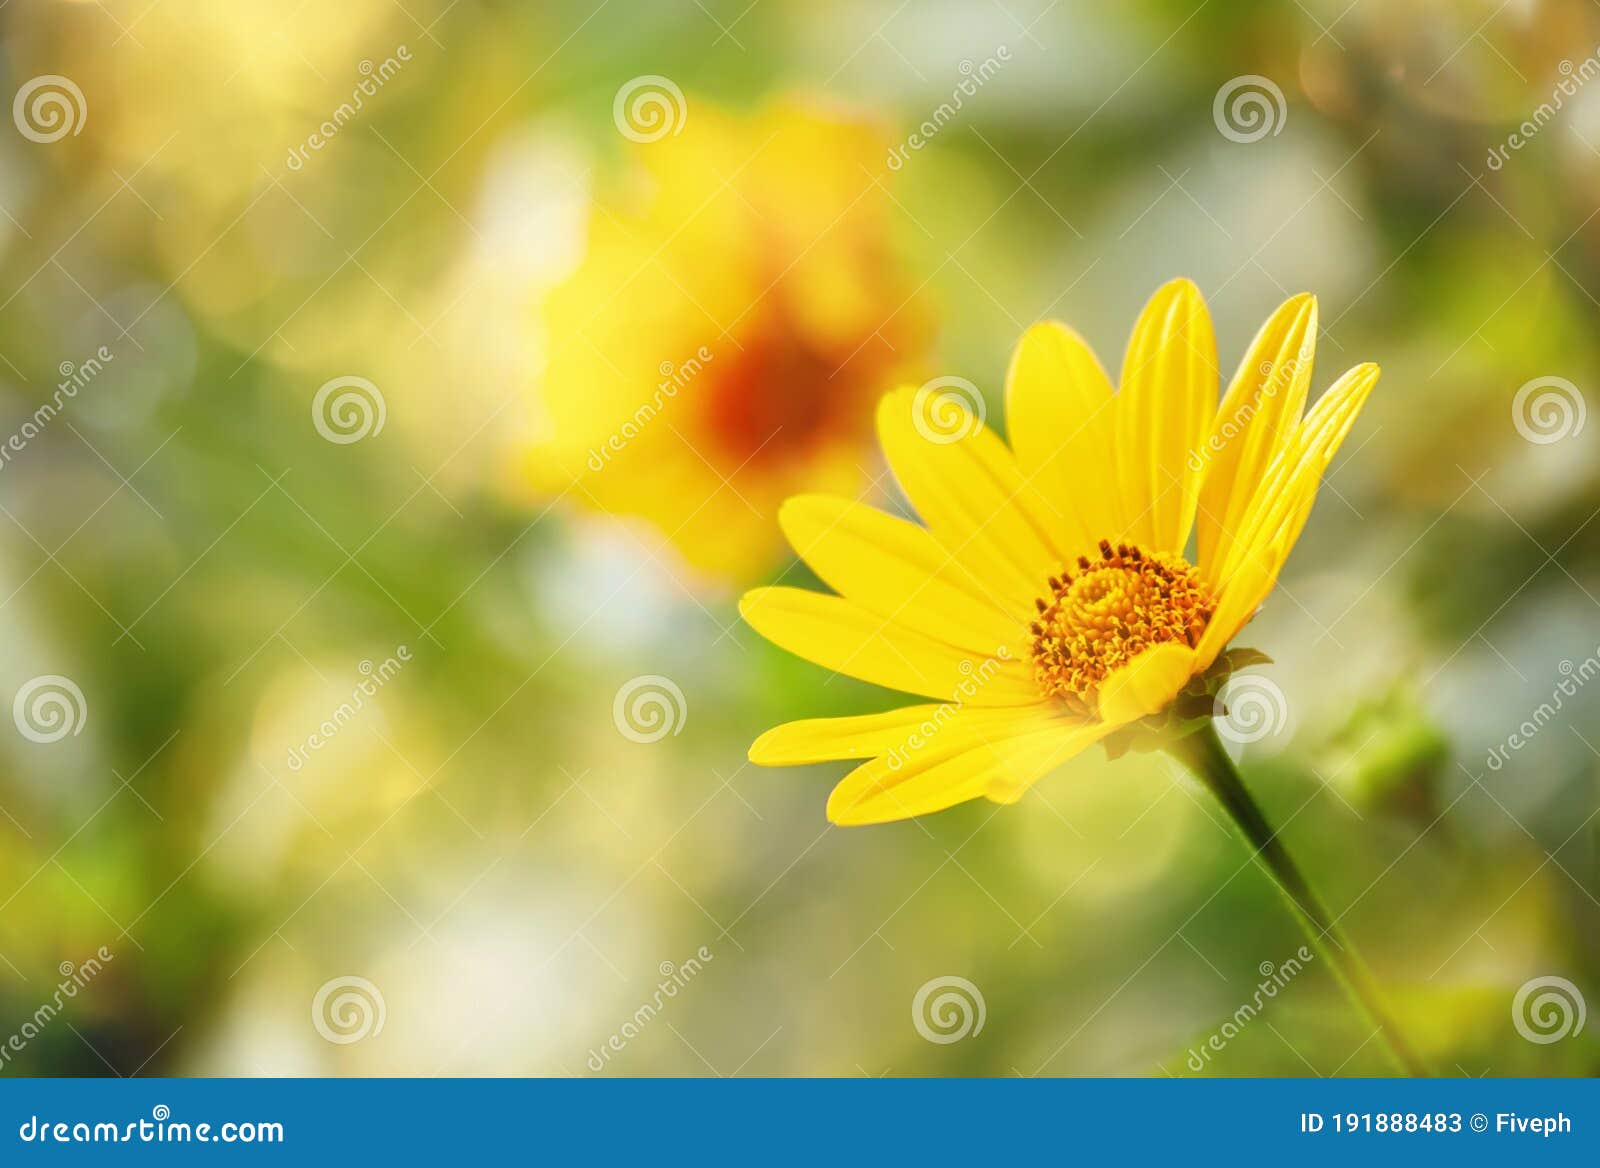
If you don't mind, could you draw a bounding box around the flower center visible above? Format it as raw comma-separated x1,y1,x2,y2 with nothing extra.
1028,539,1216,714
701,302,900,466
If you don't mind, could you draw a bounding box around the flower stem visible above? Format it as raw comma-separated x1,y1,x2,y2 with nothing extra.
1168,721,1428,1077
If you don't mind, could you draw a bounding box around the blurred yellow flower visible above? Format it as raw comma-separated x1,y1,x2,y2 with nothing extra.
527,96,930,583
743,280,1378,825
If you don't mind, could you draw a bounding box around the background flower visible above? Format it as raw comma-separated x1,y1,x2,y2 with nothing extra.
525,96,931,585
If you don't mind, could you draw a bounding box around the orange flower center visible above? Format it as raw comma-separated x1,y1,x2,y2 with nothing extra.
701,302,901,465
1028,539,1216,714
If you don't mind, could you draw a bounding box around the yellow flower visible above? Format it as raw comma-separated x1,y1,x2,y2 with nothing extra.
527,96,930,584
743,279,1378,825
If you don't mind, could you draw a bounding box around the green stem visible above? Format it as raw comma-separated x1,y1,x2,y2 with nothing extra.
1168,721,1429,1077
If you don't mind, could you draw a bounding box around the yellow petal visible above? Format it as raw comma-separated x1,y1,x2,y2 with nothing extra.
1003,321,1118,556
876,388,1064,614
740,587,1038,705
1276,362,1381,548
826,719,1094,825
1096,642,1197,726
1223,363,1379,582
1116,279,1218,555
778,495,1020,653
1194,535,1285,672
984,721,1115,804
750,702,1068,765
1196,293,1316,583
752,706,945,765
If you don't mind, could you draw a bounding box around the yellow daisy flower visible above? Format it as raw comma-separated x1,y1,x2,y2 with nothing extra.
527,96,930,584
743,279,1428,1075
742,278,1375,826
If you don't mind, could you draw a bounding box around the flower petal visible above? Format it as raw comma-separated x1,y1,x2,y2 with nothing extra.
1004,321,1119,557
1196,293,1317,584
740,586,1038,704
777,495,1020,653
1222,363,1379,583
826,718,1099,825
1194,534,1285,672
876,388,1064,615
1115,279,1218,555
983,722,1116,805
750,702,1071,765
1096,642,1197,726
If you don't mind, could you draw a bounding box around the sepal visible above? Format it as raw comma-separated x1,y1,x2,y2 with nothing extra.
1099,647,1274,759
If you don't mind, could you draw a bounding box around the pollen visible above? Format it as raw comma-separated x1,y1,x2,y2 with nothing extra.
1028,539,1216,714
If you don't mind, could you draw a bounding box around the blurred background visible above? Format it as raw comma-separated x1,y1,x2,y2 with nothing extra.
0,0,1597,1077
